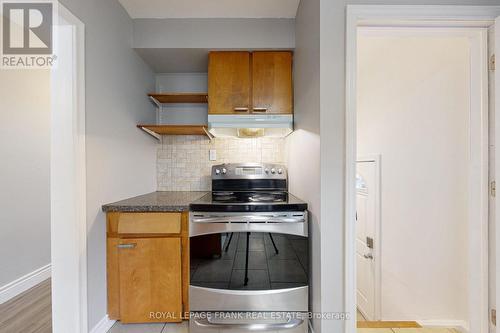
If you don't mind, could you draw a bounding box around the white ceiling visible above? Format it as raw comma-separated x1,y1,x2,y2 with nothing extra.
118,0,300,19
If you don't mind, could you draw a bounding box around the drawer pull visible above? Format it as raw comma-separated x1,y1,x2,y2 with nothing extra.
117,243,137,249
252,107,268,113
233,107,249,112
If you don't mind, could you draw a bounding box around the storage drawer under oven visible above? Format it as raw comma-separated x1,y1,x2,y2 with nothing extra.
189,311,309,333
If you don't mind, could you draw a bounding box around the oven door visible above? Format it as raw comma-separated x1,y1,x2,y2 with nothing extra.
189,211,308,313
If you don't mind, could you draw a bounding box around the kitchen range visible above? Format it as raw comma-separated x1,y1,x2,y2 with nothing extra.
189,163,309,333
101,50,311,330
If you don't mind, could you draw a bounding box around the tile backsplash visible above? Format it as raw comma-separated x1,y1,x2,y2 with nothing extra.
157,136,286,191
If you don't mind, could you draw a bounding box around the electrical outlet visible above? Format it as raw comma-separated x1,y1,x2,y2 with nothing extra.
209,149,217,161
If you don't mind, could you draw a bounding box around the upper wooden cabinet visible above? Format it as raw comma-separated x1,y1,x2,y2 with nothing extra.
208,51,251,114
208,51,293,115
252,51,293,114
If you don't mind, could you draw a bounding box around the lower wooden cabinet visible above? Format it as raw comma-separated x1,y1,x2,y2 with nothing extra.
106,212,189,323
118,237,182,323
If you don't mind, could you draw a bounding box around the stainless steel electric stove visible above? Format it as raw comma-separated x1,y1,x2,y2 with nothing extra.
189,163,309,333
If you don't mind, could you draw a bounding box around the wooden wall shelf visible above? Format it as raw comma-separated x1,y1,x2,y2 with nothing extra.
137,125,213,140
148,93,208,105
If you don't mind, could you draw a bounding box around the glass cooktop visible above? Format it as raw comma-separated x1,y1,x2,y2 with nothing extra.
189,191,308,212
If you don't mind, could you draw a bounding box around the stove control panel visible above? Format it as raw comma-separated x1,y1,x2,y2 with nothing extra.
212,163,287,180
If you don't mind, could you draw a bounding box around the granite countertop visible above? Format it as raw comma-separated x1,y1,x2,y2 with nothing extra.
102,191,208,212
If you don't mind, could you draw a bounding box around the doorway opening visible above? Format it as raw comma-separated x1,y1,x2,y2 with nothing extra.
345,7,500,333
355,28,487,332
0,4,85,333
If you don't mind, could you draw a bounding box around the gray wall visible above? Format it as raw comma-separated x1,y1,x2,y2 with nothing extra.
286,0,321,330
0,69,51,287
58,0,157,329
156,73,208,125
133,18,295,49
318,1,500,332
133,18,295,73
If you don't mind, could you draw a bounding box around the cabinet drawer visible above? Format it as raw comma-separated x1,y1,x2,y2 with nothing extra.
117,213,181,235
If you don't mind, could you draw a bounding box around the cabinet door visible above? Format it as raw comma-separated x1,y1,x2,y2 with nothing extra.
208,51,251,114
118,237,182,323
252,51,293,114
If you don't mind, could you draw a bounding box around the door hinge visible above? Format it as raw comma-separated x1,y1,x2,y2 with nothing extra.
492,309,496,326
366,237,374,249
491,181,496,197
490,54,496,71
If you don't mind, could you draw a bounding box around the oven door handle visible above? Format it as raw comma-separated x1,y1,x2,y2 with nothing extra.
193,317,304,331
191,216,305,223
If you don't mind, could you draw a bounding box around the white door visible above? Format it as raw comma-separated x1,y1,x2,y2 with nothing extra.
356,160,378,321
489,20,497,333
494,16,500,333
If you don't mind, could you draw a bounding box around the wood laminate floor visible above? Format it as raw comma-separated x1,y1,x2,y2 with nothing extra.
358,329,461,333
0,284,463,333
0,279,52,333
355,310,460,332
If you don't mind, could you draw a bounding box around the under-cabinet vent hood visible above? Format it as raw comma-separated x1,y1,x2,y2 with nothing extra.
207,114,293,138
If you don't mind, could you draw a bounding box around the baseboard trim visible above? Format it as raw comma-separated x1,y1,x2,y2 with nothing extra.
90,315,116,333
417,320,469,332
0,264,51,304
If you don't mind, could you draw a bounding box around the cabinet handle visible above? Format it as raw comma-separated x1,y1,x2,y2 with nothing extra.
252,107,268,113
117,243,137,249
233,107,249,112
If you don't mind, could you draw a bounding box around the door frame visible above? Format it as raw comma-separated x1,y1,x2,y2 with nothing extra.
51,4,87,333
346,5,500,333
356,155,382,321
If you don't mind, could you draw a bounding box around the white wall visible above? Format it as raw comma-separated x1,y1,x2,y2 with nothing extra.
58,0,157,329
0,69,51,287
357,33,470,323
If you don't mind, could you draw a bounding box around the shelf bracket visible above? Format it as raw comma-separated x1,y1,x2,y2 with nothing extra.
203,127,215,141
139,126,161,141
149,96,162,109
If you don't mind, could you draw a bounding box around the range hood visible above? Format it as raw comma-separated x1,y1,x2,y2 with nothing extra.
207,114,294,138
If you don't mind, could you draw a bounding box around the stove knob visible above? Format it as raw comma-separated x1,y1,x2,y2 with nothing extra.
215,169,221,175
222,168,227,175
265,168,270,174
271,168,276,174
278,168,283,174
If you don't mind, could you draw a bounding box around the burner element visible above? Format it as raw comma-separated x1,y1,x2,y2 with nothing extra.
211,191,287,204
190,163,307,212
248,193,286,202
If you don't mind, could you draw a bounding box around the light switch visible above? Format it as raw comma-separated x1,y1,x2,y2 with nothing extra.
209,149,217,161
